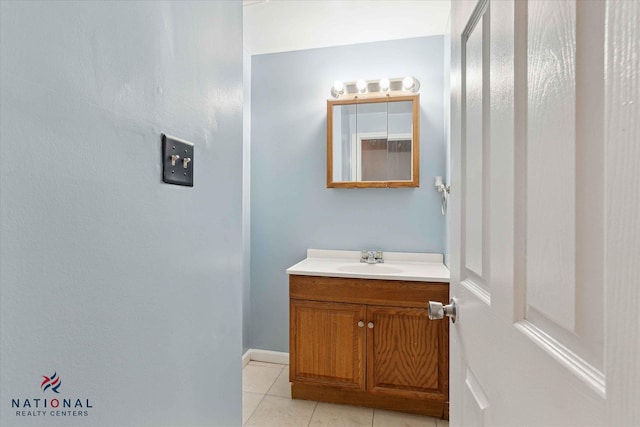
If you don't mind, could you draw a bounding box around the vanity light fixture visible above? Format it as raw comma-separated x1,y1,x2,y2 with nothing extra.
332,80,345,97
356,79,368,94
402,76,416,91
330,76,420,98
379,78,391,92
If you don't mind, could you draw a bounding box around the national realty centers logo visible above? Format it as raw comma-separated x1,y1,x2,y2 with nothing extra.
11,372,94,418
41,372,61,393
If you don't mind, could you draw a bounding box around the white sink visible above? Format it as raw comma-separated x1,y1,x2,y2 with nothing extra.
286,249,450,282
336,264,404,275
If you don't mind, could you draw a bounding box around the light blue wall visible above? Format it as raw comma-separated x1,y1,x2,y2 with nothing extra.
251,36,446,352
0,2,243,425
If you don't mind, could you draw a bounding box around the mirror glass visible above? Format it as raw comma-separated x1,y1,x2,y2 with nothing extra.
328,95,418,188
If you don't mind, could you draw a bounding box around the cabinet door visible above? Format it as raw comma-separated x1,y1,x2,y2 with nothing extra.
290,300,366,390
366,306,448,402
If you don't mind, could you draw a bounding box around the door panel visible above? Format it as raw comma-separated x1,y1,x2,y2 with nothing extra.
461,0,491,305
519,0,605,384
526,0,578,333
290,300,366,390
462,367,489,427
366,306,448,402
448,0,639,425
464,13,486,279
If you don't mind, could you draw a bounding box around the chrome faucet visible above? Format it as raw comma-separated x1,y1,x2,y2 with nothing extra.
361,250,384,264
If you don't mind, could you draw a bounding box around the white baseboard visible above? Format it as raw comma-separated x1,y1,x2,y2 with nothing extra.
242,348,290,366
242,349,251,367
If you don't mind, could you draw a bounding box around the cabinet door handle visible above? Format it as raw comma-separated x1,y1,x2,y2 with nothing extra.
358,321,365,328
368,322,374,329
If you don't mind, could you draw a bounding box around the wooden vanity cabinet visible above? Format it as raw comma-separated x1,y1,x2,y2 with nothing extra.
290,300,366,390
289,275,449,419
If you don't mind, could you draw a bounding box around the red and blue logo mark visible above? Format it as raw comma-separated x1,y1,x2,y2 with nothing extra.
41,373,61,394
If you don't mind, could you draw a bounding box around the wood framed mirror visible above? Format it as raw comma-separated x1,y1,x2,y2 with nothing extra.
327,94,419,188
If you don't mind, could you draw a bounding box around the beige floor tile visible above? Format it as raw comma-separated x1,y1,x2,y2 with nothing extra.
309,402,374,427
245,395,317,427
435,419,449,427
249,361,287,369
243,364,285,394
373,409,437,427
243,392,264,425
266,366,291,398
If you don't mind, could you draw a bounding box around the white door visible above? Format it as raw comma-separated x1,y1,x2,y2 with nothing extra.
448,0,639,425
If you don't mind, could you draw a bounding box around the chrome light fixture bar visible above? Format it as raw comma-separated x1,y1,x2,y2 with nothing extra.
331,76,420,98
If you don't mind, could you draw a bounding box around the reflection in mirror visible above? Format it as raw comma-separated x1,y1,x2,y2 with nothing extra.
327,95,419,188
357,102,388,181
332,104,356,182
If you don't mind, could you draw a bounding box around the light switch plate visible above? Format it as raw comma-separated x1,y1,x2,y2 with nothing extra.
162,134,194,187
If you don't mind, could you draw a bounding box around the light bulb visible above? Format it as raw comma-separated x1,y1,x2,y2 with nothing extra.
379,78,390,92
333,80,344,94
402,76,415,91
356,79,368,93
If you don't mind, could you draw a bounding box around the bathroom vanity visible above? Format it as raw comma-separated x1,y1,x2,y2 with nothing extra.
286,250,450,419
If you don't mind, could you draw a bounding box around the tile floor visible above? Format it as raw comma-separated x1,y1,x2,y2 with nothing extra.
243,361,449,427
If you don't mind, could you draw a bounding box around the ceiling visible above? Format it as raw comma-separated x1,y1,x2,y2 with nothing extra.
243,0,451,55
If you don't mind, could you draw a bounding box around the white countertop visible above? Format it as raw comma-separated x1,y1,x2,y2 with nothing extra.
286,249,450,283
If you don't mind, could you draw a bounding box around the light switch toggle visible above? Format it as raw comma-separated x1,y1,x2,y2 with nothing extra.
162,134,194,187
